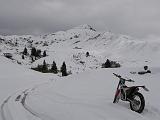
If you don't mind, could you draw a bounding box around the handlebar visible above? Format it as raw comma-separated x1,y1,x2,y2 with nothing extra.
113,73,121,78
126,79,135,82
113,73,135,82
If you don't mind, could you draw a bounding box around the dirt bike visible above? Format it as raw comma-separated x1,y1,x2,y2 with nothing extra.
113,73,149,113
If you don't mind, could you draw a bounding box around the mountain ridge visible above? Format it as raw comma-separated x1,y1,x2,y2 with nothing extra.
0,24,160,72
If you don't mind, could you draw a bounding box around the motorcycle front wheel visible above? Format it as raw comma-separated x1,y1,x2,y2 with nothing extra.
130,92,145,113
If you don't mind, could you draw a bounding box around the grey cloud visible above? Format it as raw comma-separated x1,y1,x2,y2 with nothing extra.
0,0,160,38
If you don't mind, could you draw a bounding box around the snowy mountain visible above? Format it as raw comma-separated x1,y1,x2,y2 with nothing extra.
0,24,160,72
0,25,160,120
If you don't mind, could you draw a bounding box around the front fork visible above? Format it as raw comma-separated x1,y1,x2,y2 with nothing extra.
120,88,127,100
113,89,120,103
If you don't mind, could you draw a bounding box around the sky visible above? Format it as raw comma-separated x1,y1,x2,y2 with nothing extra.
0,0,160,38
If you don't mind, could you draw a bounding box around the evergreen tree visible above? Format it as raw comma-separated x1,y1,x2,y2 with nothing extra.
37,64,42,71
22,55,25,59
31,47,36,56
86,52,90,57
43,50,47,57
105,59,111,68
51,61,58,74
36,49,41,58
23,47,28,55
31,56,35,63
42,60,48,72
61,62,67,76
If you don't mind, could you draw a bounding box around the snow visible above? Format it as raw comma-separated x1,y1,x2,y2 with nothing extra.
0,25,160,120
23,68,160,120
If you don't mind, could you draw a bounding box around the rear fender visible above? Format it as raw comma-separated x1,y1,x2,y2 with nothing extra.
134,86,149,92
141,86,149,92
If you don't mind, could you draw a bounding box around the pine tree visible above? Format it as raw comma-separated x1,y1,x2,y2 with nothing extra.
37,64,42,71
51,61,58,74
43,50,47,57
31,47,36,56
23,47,28,55
42,60,48,73
61,62,67,76
22,55,25,59
86,52,90,57
105,59,111,68
36,49,41,58
31,56,35,63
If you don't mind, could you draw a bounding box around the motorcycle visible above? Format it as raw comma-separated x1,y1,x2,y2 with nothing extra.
113,73,149,113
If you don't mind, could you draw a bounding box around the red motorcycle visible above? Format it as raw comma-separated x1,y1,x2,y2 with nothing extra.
113,73,149,113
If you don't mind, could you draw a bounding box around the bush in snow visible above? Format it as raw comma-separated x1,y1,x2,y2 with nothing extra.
144,66,148,70
31,64,43,72
102,59,111,68
138,66,151,75
74,35,79,38
67,70,72,75
110,61,121,68
43,41,48,46
3,53,13,59
61,62,68,76
31,60,48,73
102,59,120,68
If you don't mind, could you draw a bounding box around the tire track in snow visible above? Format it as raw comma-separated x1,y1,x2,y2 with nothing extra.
0,81,54,120
21,88,54,120
0,89,42,120
0,96,12,120
141,105,160,120
21,90,40,118
1,80,160,120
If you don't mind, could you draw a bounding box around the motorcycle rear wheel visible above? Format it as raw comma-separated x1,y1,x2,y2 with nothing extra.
130,92,145,113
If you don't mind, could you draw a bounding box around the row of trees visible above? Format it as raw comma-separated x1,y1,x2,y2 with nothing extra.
22,47,47,61
31,60,68,76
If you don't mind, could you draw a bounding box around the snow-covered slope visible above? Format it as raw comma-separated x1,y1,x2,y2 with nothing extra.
1,24,160,73
1,63,160,120
0,25,160,120
0,56,59,120
24,68,160,120
0,56,54,103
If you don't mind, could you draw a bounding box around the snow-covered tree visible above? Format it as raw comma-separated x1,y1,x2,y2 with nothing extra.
36,49,41,58
42,60,48,73
23,47,28,55
86,52,90,57
51,61,58,74
104,59,111,68
22,55,25,59
43,50,47,57
31,47,36,56
61,62,67,76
